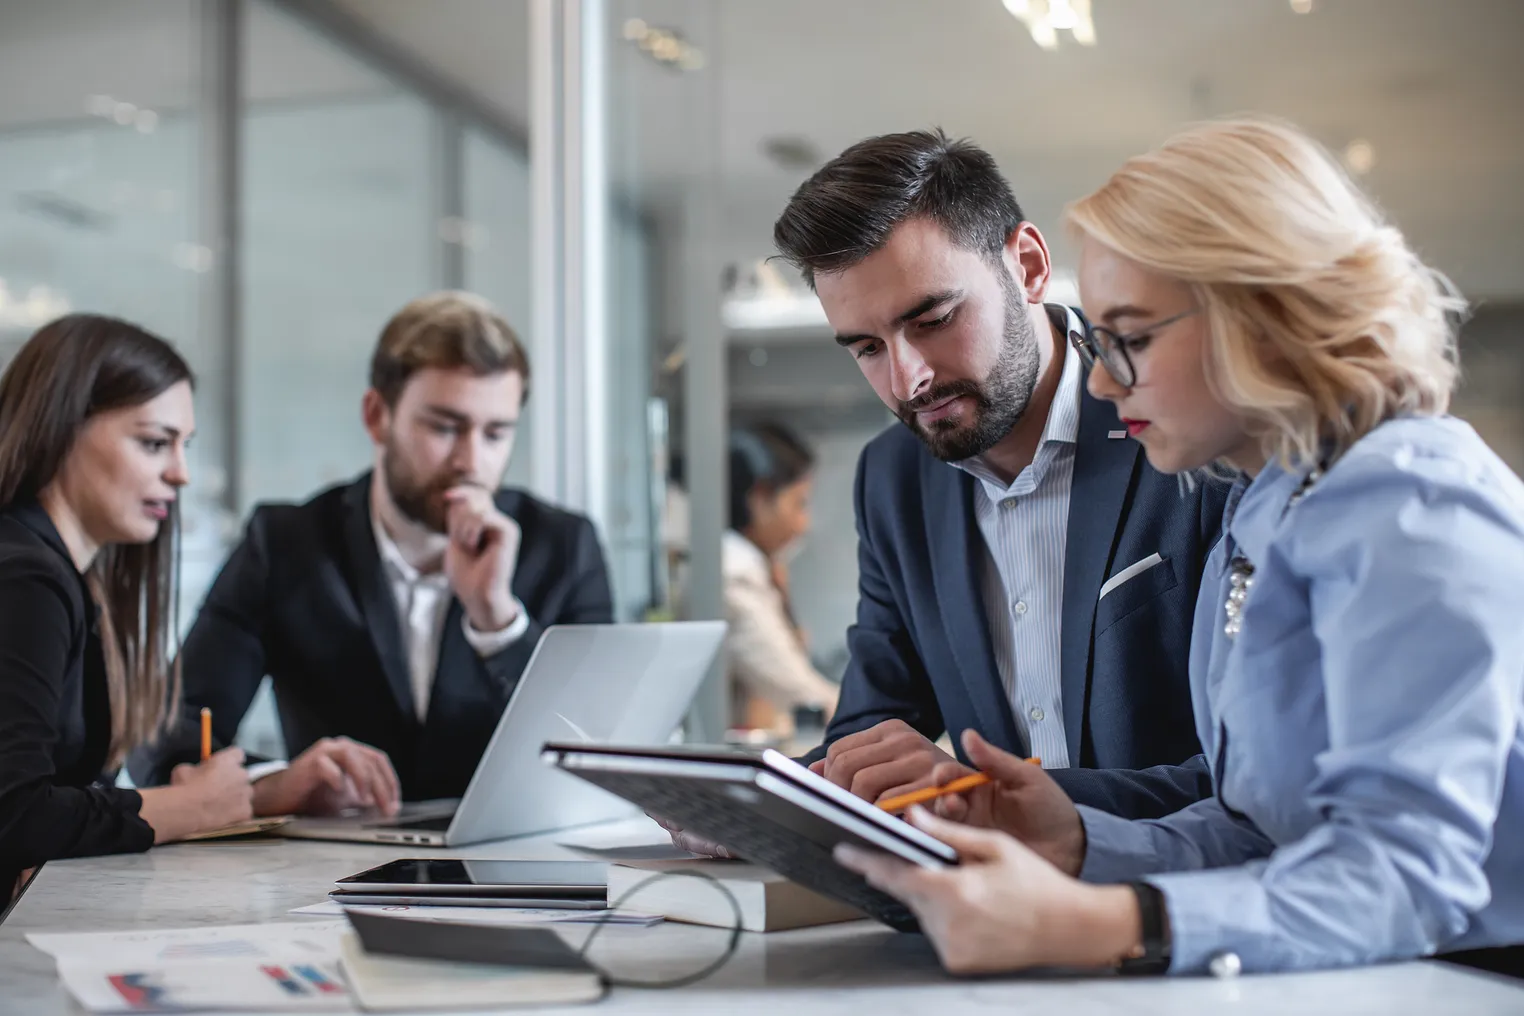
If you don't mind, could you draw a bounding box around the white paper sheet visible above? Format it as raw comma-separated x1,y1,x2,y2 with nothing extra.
29,922,352,1013
28,920,350,967
290,900,661,926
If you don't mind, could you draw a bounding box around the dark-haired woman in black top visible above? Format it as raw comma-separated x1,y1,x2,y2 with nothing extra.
1,315,253,902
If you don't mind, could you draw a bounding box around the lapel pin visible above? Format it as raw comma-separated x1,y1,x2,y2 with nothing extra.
1107,429,1127,439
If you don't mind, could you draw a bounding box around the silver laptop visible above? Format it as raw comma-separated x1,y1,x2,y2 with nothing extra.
280,621,726,847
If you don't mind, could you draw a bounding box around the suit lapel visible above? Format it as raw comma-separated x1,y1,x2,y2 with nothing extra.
342,477,417,722
1059,390,1140,765
923,457,1025,756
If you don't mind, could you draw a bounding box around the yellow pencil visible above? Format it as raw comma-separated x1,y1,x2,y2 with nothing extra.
875,758,1042,814
200,707,212,762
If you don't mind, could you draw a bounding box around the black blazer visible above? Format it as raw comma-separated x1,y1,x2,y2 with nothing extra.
137,475,614,801
807,385,1230,819
0,502,155,887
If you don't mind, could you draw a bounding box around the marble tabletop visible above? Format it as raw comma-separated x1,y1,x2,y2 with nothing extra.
4,817,1522,1016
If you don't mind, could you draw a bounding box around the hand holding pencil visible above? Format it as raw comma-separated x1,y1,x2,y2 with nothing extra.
903,730,1087,878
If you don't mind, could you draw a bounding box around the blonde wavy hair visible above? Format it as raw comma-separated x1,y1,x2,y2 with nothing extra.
1065,116,1464,470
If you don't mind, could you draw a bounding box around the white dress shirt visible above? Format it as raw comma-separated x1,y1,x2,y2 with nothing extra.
371,509,530,721
721,530,839,721
951,311,1084,768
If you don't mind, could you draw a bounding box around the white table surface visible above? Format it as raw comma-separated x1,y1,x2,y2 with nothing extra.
4,817,1522,1016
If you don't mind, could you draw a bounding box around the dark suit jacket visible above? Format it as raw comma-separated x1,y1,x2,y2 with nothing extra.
0,501,154,887
137,475,614,801
809,387,1229,819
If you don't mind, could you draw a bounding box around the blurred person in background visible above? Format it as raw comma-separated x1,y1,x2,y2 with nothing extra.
135,292,614,808
0,316,253,903
724,424,838,738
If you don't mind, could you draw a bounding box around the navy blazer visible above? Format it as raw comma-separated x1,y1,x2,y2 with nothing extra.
810,386,1229,819
132,475,614,801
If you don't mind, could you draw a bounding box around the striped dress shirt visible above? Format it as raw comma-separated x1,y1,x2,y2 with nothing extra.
952,315,1084,768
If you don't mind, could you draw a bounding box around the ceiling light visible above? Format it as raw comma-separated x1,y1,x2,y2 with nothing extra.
172,242,214,273
0,279,71,331
1344,139,1376,175
722,258,828,332
1047,0,1078,30
85,93,161,134
1290,0,1313,12
623,18,705,72
1002,0,1096,50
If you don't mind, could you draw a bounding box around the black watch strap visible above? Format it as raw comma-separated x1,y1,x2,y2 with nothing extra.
1118,881,1172,975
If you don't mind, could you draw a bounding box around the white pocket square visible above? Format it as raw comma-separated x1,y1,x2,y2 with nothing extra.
1098,553,1165,601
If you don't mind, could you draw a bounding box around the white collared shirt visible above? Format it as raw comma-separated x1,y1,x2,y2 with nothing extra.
370,509,530,721
951,307,1084,768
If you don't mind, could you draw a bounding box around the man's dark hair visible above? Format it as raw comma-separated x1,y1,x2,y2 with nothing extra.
773,128,1025,289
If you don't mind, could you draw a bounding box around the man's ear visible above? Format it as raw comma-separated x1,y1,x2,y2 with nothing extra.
1003,221,1053,305
361,388,391,446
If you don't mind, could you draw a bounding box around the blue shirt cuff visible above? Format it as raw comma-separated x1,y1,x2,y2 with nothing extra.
1077,804,1164,884
1145,863,1297,975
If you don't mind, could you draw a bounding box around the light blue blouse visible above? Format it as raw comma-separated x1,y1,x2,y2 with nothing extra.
1079,416,1524,974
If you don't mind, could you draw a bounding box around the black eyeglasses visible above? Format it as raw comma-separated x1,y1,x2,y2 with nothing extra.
1069,308,1201,388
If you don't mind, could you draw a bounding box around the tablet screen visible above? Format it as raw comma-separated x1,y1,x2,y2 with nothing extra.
336,859,606,890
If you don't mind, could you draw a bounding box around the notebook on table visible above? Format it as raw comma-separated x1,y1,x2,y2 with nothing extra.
339,909,605,1011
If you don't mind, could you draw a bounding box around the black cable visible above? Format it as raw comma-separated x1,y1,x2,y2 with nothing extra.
576,869,744,989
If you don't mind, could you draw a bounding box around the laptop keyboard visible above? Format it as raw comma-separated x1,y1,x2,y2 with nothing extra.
383,814,454,832
573,769,920,931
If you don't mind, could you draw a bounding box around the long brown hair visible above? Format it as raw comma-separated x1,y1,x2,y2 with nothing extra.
0,314,194,766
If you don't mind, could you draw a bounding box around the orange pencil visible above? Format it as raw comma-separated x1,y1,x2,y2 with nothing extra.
875,758,1042,814
200,707,212,762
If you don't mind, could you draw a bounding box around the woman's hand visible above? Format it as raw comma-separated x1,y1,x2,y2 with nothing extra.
927,729,1087,876
835,806,1141,974
138,747,254,842
251,737,401,818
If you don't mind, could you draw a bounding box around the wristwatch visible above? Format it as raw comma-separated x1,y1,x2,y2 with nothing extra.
1119,882,1172,975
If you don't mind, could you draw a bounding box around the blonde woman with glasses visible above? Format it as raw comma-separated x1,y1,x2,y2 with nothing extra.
836,118,1524,979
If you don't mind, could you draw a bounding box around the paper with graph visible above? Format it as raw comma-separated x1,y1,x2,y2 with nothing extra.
28,921,351,1012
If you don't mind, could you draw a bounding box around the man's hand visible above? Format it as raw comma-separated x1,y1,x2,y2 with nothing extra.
251,737,401,818
650,814,740,859
811,719,960,803
442,485,522,633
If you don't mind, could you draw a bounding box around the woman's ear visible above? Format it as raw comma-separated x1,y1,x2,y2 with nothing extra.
745,485,773,527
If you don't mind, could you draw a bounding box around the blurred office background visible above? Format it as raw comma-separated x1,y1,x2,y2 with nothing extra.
2,0,1521,754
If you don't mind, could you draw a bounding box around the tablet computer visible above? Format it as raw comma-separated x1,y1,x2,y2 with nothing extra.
541,742,958,931
329,890,608,910
334,859,606,899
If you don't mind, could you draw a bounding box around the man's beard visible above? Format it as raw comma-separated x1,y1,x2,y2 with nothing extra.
895,275,1042,462
383,442,470,533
